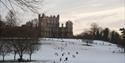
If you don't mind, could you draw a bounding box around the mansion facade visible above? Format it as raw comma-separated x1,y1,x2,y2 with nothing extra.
38,14,73,38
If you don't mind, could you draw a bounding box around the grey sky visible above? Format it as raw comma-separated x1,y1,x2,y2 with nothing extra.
0,0,125,35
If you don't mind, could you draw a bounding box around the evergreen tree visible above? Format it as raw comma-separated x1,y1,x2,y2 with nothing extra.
110,31,121,44
102,28,110,41
95,27,103,40
120,28,125,52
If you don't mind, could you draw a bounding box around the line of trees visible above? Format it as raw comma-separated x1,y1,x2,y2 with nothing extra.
0,39,40,62
76,23,125,52
0,10,41,62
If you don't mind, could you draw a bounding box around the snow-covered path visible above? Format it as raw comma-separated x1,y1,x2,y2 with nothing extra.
0,38,125,63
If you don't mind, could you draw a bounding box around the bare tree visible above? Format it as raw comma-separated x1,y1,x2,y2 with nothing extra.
10,38,40,61
0,41,12,62
6,10,17,27
27,39,40,61
90,23,99,39
11,39,29,61
9,39,18,61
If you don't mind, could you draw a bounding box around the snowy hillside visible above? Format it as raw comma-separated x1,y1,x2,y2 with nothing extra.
1,38,125,63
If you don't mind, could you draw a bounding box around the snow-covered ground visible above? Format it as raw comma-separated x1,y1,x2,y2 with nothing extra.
0,38,125,63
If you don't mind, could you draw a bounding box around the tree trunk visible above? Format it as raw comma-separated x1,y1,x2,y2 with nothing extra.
29,54,32,61
19,54,23,61
20,55,23,60
124,48,125,53
2,55,5,62
14,52,16,61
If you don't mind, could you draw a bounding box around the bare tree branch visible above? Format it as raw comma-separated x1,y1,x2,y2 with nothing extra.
0,0,43,14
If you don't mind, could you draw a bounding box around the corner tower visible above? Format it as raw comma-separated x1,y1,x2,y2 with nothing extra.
66,20,73,37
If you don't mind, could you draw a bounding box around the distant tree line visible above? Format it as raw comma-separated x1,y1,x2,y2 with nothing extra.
0,10,41,62
0,10,40,38
75,23,125,52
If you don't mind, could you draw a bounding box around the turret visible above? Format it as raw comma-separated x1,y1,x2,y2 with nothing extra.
57,14,60,21
42,13,45,18
66,20,73,37
38,14,41,22
38,14,41,18
66,20,73,29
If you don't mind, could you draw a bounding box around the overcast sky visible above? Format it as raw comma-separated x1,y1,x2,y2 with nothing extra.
0,0,125,35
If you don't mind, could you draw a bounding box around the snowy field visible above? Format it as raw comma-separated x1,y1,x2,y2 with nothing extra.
0,38,125,63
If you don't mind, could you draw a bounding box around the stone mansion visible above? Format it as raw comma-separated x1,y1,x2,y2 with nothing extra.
38,14,73,38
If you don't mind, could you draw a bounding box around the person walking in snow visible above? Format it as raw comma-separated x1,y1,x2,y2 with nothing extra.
72,55,76,58
64,57,68,61
53,61,55,63
55,52,58,56
62,52,65,56
68,52,70,55
60,58,62,61
76,51,78,54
